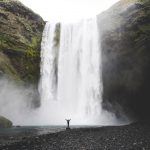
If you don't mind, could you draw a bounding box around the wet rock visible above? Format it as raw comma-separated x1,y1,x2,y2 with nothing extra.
0,116,12,128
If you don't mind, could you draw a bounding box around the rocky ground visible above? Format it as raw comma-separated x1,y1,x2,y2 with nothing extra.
0,122,150,150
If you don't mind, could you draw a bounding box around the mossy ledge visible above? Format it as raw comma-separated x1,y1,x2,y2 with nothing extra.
0,0,45,84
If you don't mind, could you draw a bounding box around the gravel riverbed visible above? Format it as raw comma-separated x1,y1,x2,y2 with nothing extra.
0,122,150,150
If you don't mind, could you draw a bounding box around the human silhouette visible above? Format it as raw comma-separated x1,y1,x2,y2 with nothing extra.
65,119,71,129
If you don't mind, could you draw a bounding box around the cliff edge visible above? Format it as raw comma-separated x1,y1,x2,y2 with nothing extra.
0,0,45,84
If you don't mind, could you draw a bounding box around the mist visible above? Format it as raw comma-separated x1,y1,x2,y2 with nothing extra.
0,76,41,126
37,17,131,126
0,74,130,126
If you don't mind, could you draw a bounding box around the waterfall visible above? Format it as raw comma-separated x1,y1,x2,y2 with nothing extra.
39,17,116,125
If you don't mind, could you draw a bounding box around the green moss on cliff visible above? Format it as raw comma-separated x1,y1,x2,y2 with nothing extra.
0,116,12,128
0,0,45,84
0,52,20,80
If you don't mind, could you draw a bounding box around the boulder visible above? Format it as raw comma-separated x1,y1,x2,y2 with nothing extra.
0,116,12,128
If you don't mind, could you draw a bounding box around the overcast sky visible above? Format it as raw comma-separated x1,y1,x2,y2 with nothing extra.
19,0,119,22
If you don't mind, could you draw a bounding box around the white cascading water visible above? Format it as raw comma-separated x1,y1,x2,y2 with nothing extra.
39,17,118,125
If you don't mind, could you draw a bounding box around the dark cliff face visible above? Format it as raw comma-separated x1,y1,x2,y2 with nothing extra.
98,0,150,120
0,0,45,84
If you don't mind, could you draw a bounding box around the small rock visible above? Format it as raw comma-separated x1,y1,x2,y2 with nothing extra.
133,142,137,145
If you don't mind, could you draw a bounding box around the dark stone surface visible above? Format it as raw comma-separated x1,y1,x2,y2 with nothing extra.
98,0,150,120
0,122,150,150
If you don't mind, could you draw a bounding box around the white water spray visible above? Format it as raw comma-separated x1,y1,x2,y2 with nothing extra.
39,17,118,125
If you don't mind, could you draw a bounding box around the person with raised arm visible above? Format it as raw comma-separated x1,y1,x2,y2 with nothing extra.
65,119,71,130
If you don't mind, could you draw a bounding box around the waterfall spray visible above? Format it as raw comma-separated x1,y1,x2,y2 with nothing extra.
39,17,118,125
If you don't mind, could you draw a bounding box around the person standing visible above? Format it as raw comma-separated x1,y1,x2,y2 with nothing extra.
65,119,71,130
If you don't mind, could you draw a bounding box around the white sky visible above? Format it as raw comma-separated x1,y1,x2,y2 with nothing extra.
19,0,119,22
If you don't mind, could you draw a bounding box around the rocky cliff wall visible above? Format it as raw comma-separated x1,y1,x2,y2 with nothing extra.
0,0,45,84
98,0,150,120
